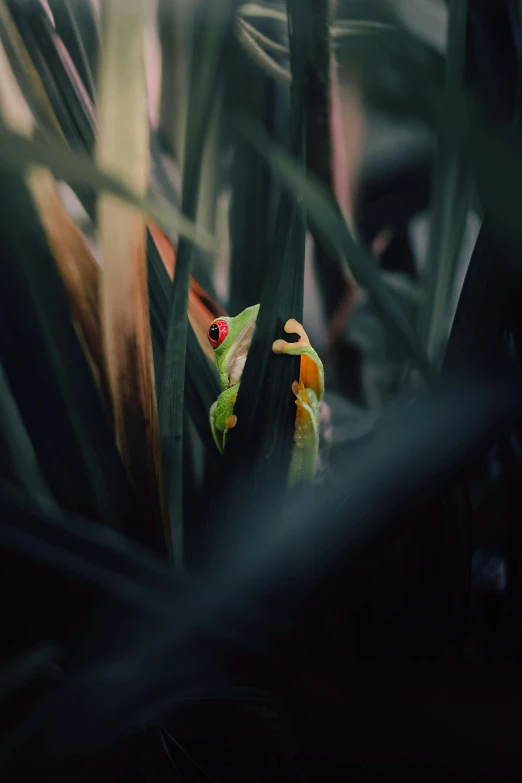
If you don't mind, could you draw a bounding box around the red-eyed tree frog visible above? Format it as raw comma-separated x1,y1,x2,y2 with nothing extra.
207,304,325,485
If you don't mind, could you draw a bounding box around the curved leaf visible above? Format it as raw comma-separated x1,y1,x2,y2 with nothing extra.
0,126,217,254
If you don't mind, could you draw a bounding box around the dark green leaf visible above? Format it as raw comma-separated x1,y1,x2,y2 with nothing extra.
2,5,220,434
0,362,53,504
4,0,97,163
209,0,311,538
239,116,433,377
159,0,244,570
147,232,221,457
2,363,522,769
0,171,145,540
225,11,288,314
305,0,354,343
47,0,99,105
419,0,473,367
0,126,215,253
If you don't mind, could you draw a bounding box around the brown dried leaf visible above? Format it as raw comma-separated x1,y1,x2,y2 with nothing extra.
97,0,169,555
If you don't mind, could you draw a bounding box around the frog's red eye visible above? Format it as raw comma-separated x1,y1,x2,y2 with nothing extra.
208,319,228,348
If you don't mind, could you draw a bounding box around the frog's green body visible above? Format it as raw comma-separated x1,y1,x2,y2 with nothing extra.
208,304,324,485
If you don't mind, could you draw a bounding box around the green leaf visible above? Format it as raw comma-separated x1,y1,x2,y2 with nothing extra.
332,20,400,37
159,0,244,571
304,0,354,351
226,7,287,314
0,125,217,254
3,0,96,155
237,17,289,56
146,232,221,458
96,0,169,554
157,0,192,167
236,18,291,83
1,2,221,457
210,0,311,537
418,0,473,368
47,0,99,104
239,3,287,23
0,362,54,505
238,116,433,377
0,1,67,142
0,171,144,540
444,224,505,371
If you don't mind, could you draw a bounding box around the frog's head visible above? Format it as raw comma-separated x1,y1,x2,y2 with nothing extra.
208,303,260,388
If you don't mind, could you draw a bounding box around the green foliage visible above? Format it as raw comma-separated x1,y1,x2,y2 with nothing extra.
0,171,142,537
158,0,244,569
3,0,522,778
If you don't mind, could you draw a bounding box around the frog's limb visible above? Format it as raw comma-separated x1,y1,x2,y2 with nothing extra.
272,319,324,484
272,318,324,401
289,381,321,485
209,383,240,454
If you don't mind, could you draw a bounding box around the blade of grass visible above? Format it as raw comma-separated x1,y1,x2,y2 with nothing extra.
0,363,54,504
239,3,287,23
237,17,289,56
0,126,216,254
0,0,65,140
5,1,219,327
3,364,522,768
31,169,105,383
0,35,105,394
96,0,169,555
236,19,291,83
158,0,244,571
0,169,143,537
3,0,222,541
4,0,95,153
157,0,192,167
226,4,288,314
239,116,433,377
418,0,473,368
305,0,359,350
445,0,522,369
2,0,100,218
47,0,99,104
1,4,222,447
196,84,224,239
1,20,217,438
444,224,507,371
145,224,222,460
211,0,311,537
0,6,140,537
331,20,400,37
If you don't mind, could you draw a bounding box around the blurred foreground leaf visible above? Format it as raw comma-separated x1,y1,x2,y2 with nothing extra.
1,360,521,772
0,126,216,254
96,0,169,555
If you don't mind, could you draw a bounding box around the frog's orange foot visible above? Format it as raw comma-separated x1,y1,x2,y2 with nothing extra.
272,319,310,355
226,415,237,429
292,379,309,407
284,318,310,346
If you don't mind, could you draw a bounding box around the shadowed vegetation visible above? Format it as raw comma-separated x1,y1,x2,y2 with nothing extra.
1,1,522,781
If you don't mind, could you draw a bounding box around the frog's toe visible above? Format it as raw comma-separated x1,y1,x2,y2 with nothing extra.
226,414,238,429
284,318,310,346
272,338,287,354
292,380,300,396
272,320,311,355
